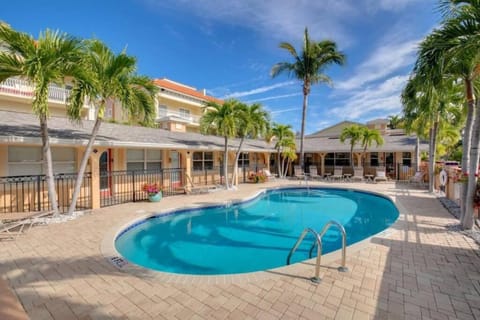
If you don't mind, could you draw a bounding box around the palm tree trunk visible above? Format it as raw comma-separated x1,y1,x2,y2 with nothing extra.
223,136,229,189
40,115,60,216
460,78,475,221
299,92,308,170
350,145,354,170
461,99,480,229
415,137,420,172
67,117,103,215
428,119,439,193
277,149,282,178
230,137,245,186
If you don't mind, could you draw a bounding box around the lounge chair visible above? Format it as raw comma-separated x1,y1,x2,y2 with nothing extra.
294,165,306,180
374,170,388,183
308,166,322,180
331,167,344,181
263,169,277,181
0,210,53,240
352,167,364,182
409,171,425,186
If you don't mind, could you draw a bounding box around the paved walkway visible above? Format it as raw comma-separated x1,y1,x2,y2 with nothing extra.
0,180,479,319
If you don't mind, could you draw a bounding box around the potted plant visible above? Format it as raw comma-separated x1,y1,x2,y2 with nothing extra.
143,183,162,202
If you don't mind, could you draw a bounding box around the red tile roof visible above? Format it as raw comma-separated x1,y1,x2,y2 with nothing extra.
153,78,222,103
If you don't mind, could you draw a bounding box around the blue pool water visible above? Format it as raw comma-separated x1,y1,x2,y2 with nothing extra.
115,187,399,275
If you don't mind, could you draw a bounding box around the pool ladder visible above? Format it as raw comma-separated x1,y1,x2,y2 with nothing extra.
286,220,348,283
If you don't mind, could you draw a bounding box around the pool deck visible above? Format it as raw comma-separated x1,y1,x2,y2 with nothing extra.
1,180,479,319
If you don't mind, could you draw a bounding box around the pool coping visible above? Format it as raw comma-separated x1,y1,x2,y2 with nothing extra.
100,184,404,285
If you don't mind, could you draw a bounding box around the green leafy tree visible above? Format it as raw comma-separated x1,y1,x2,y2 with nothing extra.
66,40,158,215
271,27,345,170
231,102,269,186
339,125,364,169
360,128,384,166
419,0,480,229
0,22,83,215
200,99,242,189
271,123,296,178
387,115,403,129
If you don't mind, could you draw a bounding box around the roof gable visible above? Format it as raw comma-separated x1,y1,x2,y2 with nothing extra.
307,120,364,138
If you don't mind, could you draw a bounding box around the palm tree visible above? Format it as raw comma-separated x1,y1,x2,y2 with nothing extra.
360,128,384,166
0,22,83,215
271,27,345,170
200,99,241,189
281,141,297,177
387,115,403,129
339,125,364,169
422,0,480,228
231,102,269,186
402,56,463,193
66,40,158,215
271,123,296,178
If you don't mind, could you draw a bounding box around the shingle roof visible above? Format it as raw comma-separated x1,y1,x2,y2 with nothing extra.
301,134,428,153
0,110,274,152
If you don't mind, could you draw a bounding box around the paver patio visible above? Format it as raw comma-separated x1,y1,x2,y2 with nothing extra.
0,180,479,319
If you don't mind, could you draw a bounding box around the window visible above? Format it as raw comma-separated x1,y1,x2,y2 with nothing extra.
8,146,76,176
193,152,213,171
157,105,167,117
325,153,350,167
126,149,162,171
179,108,190,120
238,152,250,168
334,153,350,167
402,152,412,166
370,152,379,166
325,153,334,166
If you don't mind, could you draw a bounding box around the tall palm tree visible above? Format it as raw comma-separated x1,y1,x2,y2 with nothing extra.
402,57,463,193
66,40,158,215
271,27,345,170
231,102,269,186
424,0,480,228
360,128,384,166
271,123,296,178
339,125,364,169
0,22,83,215
200,99,241,189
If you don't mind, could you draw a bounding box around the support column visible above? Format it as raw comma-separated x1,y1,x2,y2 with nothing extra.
319,153,326,175
355,153,362,167
90,152,101,209
185,151,192,192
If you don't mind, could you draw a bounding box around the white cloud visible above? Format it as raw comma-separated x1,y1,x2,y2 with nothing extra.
223,81,295,99
365,0,423,13
245,92,302,103
336,40,418,91
330,74,409,120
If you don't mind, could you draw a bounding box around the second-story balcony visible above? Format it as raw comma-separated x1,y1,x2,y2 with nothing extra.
0,77,71,104
156,109,201,126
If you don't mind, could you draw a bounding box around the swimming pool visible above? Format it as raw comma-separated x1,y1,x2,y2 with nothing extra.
115,187,399,275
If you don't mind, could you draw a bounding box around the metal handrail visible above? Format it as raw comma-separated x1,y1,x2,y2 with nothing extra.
287,220,348,283
309,220,348,273
286,228,323,283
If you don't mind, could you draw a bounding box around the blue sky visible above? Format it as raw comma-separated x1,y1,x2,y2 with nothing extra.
2,0,439,134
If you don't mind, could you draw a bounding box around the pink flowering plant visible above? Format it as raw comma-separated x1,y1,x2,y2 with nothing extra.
143,183,161,196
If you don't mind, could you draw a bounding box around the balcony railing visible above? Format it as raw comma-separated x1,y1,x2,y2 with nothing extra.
0,77,70,104
156,109,201,125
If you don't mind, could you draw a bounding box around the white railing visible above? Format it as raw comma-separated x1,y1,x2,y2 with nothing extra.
157,109,201,125
0,77,70,103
